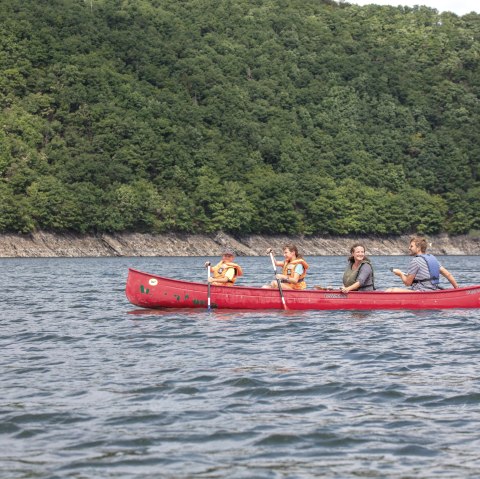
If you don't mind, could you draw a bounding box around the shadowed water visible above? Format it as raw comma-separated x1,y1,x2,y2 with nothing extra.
1,255,479,478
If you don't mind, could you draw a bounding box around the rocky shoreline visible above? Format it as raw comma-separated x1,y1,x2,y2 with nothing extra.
0,231,479,257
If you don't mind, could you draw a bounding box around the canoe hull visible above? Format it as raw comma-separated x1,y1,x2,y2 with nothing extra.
125,269,480,311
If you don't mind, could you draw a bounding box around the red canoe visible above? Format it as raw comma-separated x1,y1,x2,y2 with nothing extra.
125,268,480,311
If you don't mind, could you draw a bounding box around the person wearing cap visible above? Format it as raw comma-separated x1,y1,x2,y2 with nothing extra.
205,249,243,286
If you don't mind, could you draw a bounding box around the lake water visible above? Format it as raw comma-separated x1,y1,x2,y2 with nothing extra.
1,255,480,478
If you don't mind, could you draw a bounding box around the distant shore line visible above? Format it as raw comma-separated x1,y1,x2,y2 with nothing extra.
0,231,479,258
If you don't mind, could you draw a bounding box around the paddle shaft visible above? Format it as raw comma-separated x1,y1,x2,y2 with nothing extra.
269,251,288,310
207,264,211,311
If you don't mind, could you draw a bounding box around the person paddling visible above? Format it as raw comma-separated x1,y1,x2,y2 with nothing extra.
205,249,243,286
386,236,458,292
341,243,375,293
263,243,309,290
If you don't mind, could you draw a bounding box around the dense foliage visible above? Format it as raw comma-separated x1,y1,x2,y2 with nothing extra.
1,0,479,236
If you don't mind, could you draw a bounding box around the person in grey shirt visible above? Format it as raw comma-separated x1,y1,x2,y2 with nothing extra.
387,236,458,292
341,243,375,293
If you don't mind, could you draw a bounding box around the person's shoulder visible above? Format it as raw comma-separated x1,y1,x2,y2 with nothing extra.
408,256,423,270
358,262,372,276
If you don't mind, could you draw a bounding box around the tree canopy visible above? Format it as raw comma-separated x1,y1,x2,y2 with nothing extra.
1,0,479,236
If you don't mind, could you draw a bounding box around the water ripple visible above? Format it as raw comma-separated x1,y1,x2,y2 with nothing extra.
1,256,480,478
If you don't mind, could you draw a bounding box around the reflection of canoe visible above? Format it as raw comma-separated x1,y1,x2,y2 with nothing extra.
125,269,480,311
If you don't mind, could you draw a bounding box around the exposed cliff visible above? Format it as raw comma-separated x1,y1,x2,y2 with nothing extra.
0,231,479,257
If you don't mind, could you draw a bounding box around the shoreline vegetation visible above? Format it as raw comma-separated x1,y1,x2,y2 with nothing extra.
1,1,479,241
1,231,479,258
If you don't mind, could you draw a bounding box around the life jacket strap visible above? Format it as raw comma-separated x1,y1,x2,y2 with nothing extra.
412,278,438,284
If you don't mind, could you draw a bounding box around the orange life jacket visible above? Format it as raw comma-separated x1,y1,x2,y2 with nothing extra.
211,261,243,286
282,258,309,290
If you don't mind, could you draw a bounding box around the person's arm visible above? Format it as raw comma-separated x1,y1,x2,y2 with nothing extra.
208,276,228,283
440,266,458,288
208,267,235,284
277,264,303,284
224,267,235,283
342,281,360,293
276,272,301,284
392,269,415,286
290,272,301,284
392,258,418,287
290,264,305,284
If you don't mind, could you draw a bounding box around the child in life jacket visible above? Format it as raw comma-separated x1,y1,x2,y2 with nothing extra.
263,243,309,290
206,249,243,286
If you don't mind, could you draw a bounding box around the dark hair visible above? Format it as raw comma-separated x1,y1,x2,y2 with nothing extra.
348,243,368,264
410,236,428,253
283,243,303,259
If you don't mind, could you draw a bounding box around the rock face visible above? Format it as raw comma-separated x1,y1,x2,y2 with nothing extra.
0,231,479,257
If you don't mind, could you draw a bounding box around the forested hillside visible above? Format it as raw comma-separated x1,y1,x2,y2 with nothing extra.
1,0,479,236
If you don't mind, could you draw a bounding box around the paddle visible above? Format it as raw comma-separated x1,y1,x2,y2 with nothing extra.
205,261,211,311
267,248,288,310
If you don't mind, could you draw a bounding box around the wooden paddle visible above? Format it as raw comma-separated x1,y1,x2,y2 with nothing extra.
267,248,288,310
205,261,211,311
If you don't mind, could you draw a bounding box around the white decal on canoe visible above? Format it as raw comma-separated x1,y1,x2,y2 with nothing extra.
148,278,158,286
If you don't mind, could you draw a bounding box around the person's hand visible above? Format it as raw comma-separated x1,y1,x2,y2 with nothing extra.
341,287,349,293
391,268,403,277
204,261,211,268
207,277,214,283
266,247,273,254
